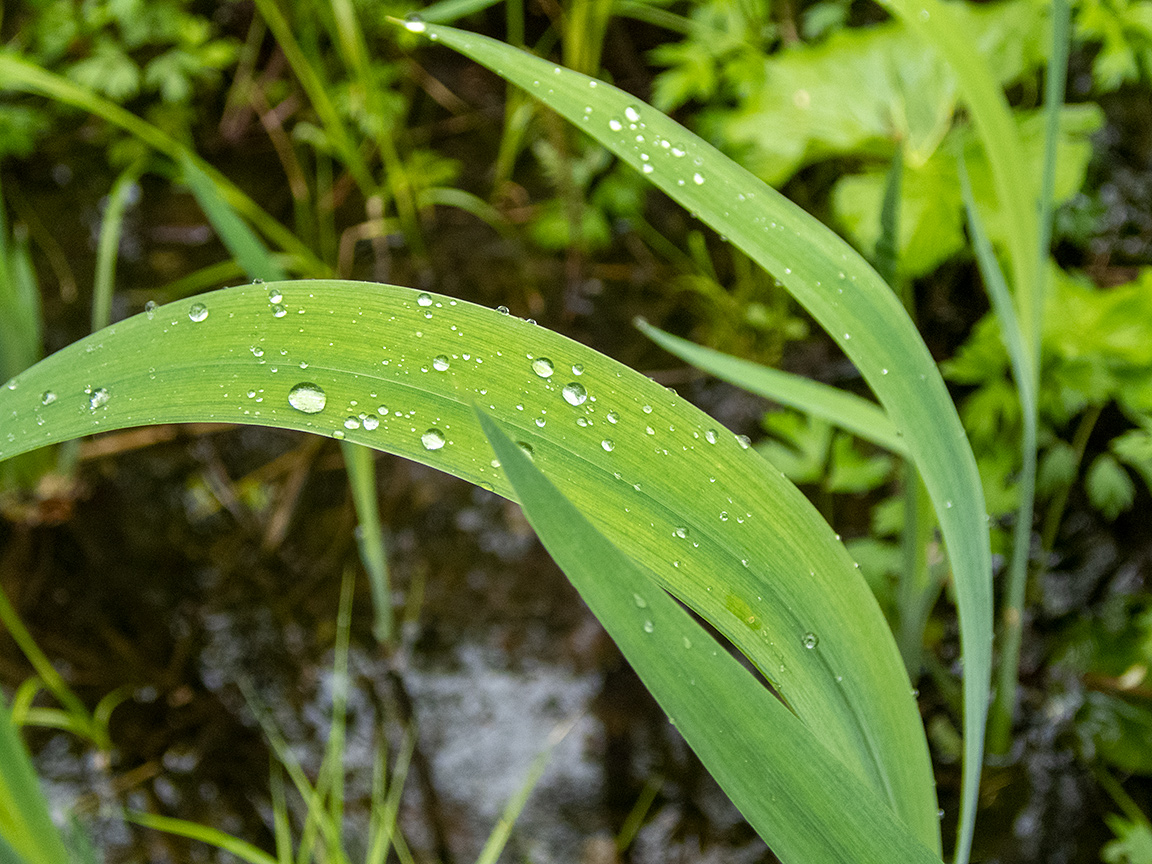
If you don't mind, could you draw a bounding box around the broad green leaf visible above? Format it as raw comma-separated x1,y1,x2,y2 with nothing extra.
637,320,906,455
834,105,1102,278
479,410,941,863
0,695,71,864
413,22,989,853
703,0,1047,184
0,280,938,856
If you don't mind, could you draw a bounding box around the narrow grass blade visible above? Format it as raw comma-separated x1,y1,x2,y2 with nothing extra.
0,280,939,853
92,160,146,331
408,23,988,850
0,695,71,864
180,155,288,283
636,320,906,455
125,812,278,864
478,410,942,863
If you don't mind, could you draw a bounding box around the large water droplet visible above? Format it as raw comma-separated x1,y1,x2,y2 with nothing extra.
40,391,57,406
267,287,283,304
531,358,555,378
344,416,361,430
288,382,327,414
416,292,433,307
562,382,587,406
736,434,751,449
624,105,641,122
432,354,450,372
421,428,446,450
404,14,427,32
88,387,110,410
188,302,209,322
601,439,615,452
606,411,619,424
362,415,379,431
272,304,287,318
802,632,819,649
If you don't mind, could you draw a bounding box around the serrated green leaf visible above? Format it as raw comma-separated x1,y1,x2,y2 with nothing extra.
1087,453,1136,519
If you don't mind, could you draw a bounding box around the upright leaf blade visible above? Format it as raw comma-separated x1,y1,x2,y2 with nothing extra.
409,23,988,850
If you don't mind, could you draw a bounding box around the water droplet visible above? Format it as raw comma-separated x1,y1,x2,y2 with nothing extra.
497,305,510,315
404,14,427,32
720,511,728,521
693,172,704,185
571,363,584,376
516,441,534,459
642,620,654,633
606,411,619,424
333,430,346,440
272,304,287,318
945,500,953,508
601,439,615,452
188,302,209,322
704,428,717,444
608,118,623,132
682,636,692,649
288,382,326,414
881,368,889,375
40,391,57,406
535,417,546,427
576,417,589,427
803,632,819,649
674,526,689,539
562,382,587,406
531,357,554,378
736,434,751,449
344,416,361,430
251,346,265,358
144,300,157,319
362,415,379,431
432,354,450,371
421,428,446,450
416,292,433,307
671,144,686,157
633,593,648,608
624,105,641,122
642,164,654,174
267,287,283,304
88,387,110,410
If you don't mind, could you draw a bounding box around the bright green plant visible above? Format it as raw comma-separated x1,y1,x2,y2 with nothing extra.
0,9,1002,863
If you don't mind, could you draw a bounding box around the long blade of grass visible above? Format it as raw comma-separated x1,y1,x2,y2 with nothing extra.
0,279,939,856
636,320,906,455
478,410,942,863
125,811,279,864
0,694,72,864
92,160,146,331
410,23,988,851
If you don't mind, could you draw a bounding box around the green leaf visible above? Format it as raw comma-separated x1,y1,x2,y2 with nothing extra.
0,279,941,858
404,21,991,854
478,410,941,863
1087,453,1136,519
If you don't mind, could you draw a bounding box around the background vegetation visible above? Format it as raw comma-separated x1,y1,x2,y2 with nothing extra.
1,0,1151,861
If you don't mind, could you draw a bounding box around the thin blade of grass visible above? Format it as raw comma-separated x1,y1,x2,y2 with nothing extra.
636,320,906,455
0,279,939,854
125,812,278,864
478,410,942,863
92,160,146,331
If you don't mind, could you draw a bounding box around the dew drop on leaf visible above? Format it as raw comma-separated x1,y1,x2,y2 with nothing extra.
272,304,287,318
432,354,450,371
803,632,819,649
40,391,56,406
607,411,619,424
267,287,283,304
362,415,379,431
516,441,534,460
562,382,587,406
144,300,156,319
624,105,641,122
344,416,361,430
674,526,689,539
705,428,717,444
736,434,751,449
87,387,110,410
643,620,654,633
531,357,555,378
188,303,209,322
288,382,326,414
416,292,433,307
601,439,615,452
421,428,446,450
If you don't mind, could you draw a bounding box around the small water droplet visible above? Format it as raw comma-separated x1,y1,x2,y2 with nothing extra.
251,346,264,358
40,391,57,406
607,411,619,424
272,304,287,318
736,434,751,449
333,430,346,440
531,357,555,378
497,305,510,315
633,593,647,608
881,368,889,375
945,500,953,508
803,632,819,649
363,415,379,431
344,416,361,430
624,105,641,122
516,441,534,459
535,417,546,427
608,118,623,132
188,302,209,322
432,354,450,371
601,439,615,452
416,292,433,307
571,363,584,376
704,428,717,444
267,287,283,304
144,300,157,319
642,620,654,633
288,382,326,414
693,172,704,185
642,164,654,174
404,14,427,32
88,387,110,410
674,526,689,539
720,511,729,521
421,428,446,450
562,382,587,406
